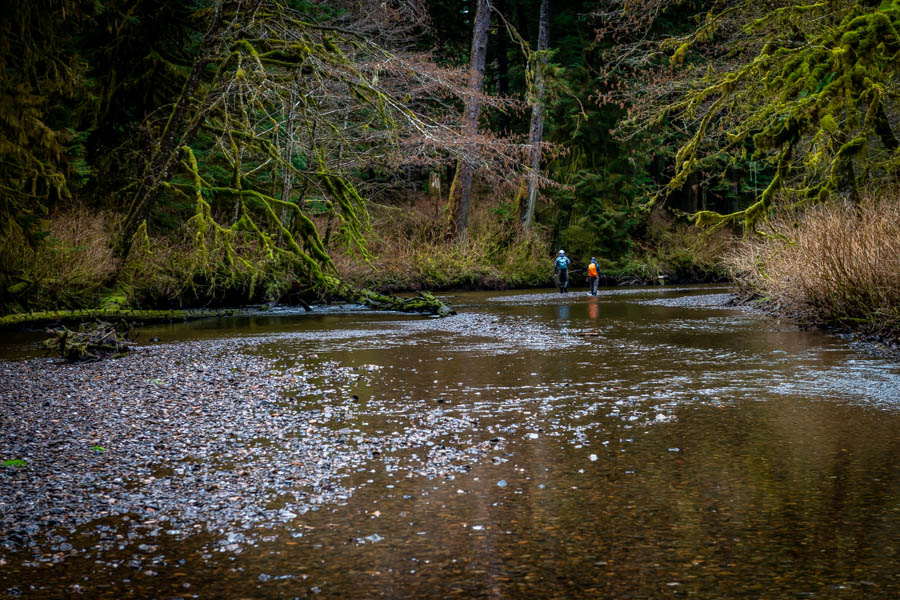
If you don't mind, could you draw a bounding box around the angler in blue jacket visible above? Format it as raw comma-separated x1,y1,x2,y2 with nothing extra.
554,250,571,293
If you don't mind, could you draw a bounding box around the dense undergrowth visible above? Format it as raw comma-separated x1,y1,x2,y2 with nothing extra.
0,206,307,314
334,197,733,292
0,197,735,316
727,194,900,343
615,208,734,285
332,197,549,292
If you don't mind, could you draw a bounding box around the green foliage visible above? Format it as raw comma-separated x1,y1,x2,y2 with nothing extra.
634,208,734,282
1,0,463,313
645,0,900,229
117,224,302,307
110,0,448,302
543,61,653,262
2,0,771,317
0,1,88,247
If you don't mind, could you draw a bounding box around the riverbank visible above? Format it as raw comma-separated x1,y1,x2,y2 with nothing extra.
5,198,897,350
0,202,730,317
726,195,900,350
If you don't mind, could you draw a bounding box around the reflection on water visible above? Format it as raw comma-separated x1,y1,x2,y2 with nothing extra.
556,302,570,322
2,286,899,598
587,299,599,320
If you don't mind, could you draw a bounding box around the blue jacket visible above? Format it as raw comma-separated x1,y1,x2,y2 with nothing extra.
554,256,571,271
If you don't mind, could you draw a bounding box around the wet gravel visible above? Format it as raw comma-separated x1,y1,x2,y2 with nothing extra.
0,323,684,576
0,339,511,567
630,292,738,308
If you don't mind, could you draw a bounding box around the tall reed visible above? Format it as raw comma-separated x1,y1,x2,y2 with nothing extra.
728,195,900,339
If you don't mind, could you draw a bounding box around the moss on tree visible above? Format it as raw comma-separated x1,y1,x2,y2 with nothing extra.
636,0,900,230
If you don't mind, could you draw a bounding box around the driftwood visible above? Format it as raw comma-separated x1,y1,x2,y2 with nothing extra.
43,321,137,362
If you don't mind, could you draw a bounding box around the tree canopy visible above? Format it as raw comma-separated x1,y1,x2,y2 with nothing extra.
609,0,900,230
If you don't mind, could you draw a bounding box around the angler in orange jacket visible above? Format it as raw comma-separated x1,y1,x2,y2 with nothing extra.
586,257,600,296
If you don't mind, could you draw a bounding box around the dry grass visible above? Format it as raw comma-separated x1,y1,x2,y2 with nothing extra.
728,194,900,338
1,206,119,309
333,195,549,291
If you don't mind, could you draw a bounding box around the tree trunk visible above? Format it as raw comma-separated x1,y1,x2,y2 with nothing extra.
494,0,511,132
521,0,550,231
836,154,860,204
428,171,441,197
873,102,898,151
448,0,491,238
280,86,297,227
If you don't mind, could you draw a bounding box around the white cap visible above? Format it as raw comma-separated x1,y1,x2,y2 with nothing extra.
559,250,565,255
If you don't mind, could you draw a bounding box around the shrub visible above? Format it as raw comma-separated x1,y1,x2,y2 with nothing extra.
0,206,118,311
727,194,900,339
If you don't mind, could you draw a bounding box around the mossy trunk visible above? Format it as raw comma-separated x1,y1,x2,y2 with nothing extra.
0,308,235,329
331,280,455,317
521,0,550,232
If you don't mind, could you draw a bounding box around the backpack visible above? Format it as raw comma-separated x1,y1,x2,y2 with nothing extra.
588,263,598,277
555,256,569,270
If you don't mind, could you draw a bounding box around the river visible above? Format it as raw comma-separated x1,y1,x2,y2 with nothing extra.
1,285,898,598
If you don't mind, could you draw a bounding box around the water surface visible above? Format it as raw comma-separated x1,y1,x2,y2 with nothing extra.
2,286,898,598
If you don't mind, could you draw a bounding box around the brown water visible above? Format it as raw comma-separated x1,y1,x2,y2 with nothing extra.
3,286,900,598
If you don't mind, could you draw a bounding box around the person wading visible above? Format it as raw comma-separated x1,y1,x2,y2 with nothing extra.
586,256,600,296
554,250,571,293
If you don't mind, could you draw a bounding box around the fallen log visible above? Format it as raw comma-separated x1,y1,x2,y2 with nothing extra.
43,321,136,361
0,308,234,329
354,290,456,317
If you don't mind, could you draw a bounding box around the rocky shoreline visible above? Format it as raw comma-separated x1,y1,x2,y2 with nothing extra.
0,337,501,572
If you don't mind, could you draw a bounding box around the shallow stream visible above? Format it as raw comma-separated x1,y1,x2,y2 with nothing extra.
1,286,898,598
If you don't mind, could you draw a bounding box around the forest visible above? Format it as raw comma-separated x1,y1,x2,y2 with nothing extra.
1,0,898,341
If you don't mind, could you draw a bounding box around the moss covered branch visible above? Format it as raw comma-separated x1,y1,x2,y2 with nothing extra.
636,0,900,229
